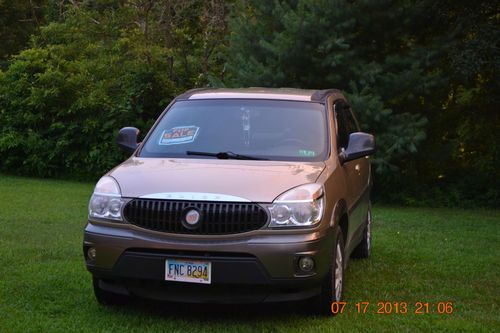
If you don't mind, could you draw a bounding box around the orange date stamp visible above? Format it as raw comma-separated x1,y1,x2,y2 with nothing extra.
330,301,454,315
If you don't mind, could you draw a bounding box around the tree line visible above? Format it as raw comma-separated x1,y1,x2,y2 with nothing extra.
0,0,498,207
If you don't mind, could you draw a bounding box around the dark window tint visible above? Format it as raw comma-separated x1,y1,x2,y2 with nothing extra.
344,108,359,134
335,101,359,149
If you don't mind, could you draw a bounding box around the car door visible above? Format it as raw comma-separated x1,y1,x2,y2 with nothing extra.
334,100,369,246
334,100,358,245
346,105,370,226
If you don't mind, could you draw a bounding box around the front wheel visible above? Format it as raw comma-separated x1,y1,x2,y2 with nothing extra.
311,227,345,315
352,202,372,259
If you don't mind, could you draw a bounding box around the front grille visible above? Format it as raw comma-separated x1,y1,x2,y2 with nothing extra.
123,199,269,235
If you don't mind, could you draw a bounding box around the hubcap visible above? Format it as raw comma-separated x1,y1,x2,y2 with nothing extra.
334,242,343,301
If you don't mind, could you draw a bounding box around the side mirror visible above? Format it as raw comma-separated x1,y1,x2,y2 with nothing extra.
340,132,376,164
116,127,139,154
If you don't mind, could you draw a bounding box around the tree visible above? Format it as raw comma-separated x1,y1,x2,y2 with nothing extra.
226,0,429,189
226,0,498,206
413,0,499,206
0,0,228,178
0,0,46,65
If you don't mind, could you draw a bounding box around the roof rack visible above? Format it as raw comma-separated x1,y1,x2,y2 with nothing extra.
310,89,343,102
176,88,212,100
177,87,345,102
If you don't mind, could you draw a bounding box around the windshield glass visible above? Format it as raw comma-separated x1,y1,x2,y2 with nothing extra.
139,99,328,162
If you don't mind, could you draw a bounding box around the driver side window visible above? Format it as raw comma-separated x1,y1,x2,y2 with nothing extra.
335,101,349,150
335,100,359,150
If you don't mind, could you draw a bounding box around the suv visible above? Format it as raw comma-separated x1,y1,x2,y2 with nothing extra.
83,88,375,313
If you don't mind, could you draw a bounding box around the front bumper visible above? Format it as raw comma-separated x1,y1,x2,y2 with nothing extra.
83,222,336,303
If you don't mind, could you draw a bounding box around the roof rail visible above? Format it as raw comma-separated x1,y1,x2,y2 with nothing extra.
311,89,343,102
176,88,212,100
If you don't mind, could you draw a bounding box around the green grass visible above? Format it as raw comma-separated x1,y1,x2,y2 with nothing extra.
0,175,498,332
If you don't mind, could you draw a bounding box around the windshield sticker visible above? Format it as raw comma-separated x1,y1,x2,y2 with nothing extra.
298,149,316,157
159,126,199,145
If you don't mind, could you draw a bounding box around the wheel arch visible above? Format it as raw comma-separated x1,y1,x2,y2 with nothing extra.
330,199,348,243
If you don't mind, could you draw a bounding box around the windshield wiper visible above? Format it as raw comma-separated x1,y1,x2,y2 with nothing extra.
186,150,268,160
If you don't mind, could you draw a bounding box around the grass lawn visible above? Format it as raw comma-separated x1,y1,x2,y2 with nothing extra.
0,175,498,332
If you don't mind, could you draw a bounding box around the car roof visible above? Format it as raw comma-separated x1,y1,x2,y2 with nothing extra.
176,87,345,103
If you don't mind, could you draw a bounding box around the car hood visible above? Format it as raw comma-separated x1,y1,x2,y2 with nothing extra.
109,157,325,203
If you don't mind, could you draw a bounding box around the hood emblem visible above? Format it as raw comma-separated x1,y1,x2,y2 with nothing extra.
183,208,201,229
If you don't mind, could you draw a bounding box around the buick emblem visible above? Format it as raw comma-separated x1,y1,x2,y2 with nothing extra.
182,208,201,229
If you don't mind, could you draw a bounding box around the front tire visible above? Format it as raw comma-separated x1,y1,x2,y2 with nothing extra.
311,227,345,315
352,202,372,259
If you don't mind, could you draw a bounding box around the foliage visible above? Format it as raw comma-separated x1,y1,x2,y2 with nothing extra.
226,0,429,179
412,0,500,207
0,0,228,179
226,0,498,207
0,0,46,65
0,0,497,206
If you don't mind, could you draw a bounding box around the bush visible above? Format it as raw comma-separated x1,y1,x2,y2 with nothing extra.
0,39,172,178
0,1,227,179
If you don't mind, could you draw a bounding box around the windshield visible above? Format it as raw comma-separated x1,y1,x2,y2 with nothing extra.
139,99,328,162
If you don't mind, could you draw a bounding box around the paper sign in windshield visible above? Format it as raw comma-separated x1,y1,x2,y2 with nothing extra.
159,126,199,145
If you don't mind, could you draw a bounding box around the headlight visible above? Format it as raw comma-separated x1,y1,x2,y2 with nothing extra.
268,184,324,227
88,176,125,222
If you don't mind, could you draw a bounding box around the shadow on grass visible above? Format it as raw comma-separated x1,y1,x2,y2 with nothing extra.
108,298,318,322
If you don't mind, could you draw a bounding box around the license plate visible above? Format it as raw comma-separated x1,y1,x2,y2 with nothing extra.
165,259,211,284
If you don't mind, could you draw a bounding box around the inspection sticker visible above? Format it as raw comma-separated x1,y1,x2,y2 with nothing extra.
299,149,316,157
159,126,199,145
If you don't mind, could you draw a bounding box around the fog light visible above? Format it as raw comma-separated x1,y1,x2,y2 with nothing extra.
298,256,314,272
87,247,97,260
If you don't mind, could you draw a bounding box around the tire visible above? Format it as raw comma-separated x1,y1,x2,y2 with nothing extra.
93,277,130,306
352,202,372,259
311,227,345,315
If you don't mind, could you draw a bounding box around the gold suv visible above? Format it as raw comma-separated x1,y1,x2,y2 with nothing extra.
83,88,375,313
